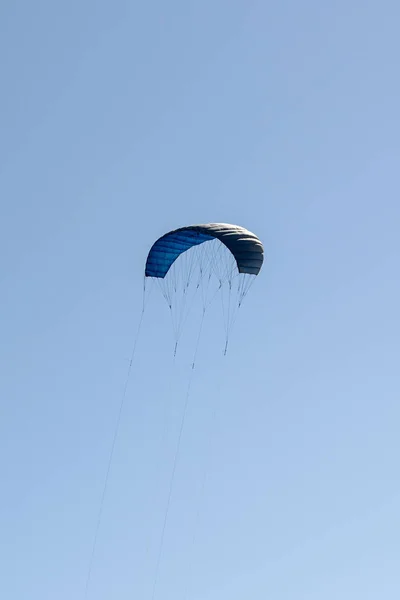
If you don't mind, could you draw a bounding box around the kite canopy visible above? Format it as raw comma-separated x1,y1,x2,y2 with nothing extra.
145,223,264,278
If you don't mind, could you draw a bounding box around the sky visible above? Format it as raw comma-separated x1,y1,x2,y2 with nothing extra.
1,1,400,599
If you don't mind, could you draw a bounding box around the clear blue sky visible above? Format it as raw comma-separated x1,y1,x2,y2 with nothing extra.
1,1,400,599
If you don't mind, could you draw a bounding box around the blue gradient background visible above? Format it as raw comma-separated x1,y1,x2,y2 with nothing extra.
1,1,400,599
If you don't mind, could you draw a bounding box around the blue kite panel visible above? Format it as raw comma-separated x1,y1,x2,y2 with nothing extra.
145,230,214,278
